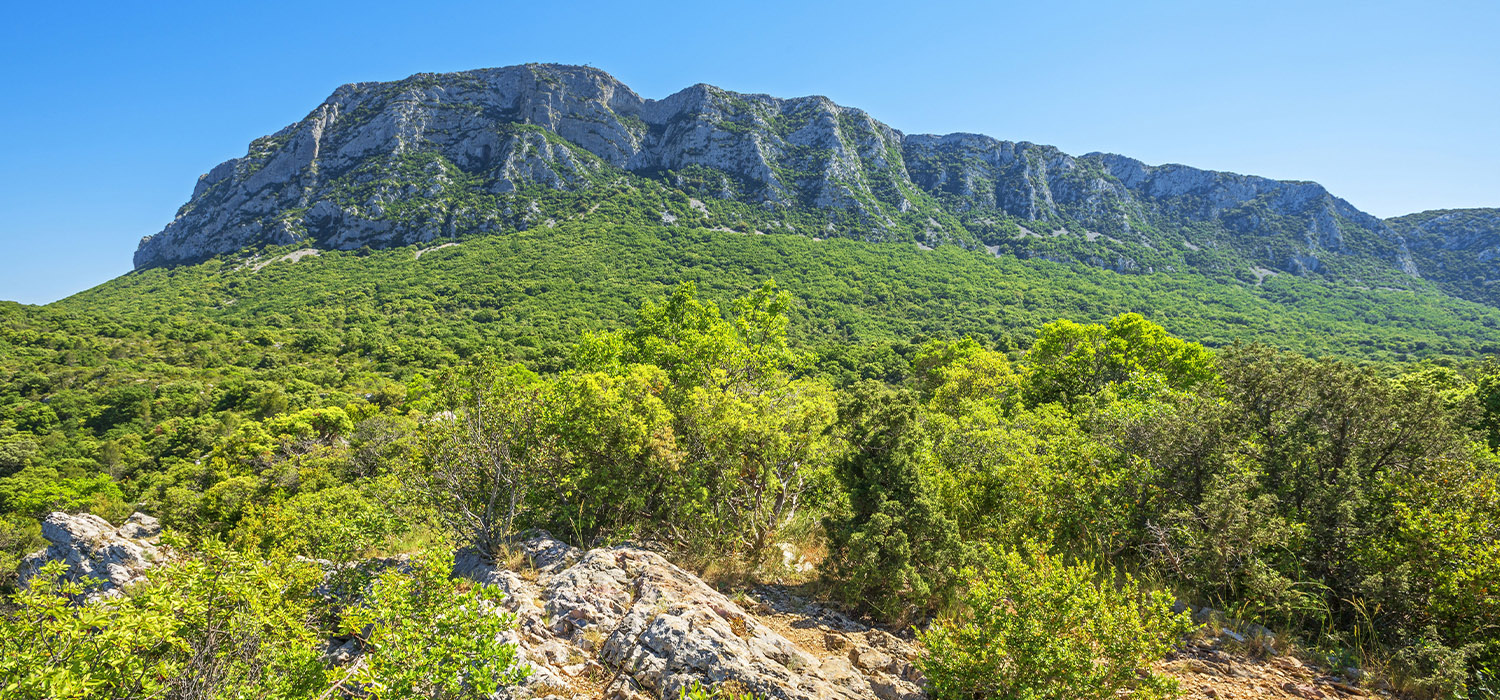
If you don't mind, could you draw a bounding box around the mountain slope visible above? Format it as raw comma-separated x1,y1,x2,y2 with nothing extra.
68,224,1500,366
1387,208,1500,306
134,63,1437,296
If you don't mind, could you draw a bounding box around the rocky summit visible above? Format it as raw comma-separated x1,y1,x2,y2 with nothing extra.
132,63,1495,305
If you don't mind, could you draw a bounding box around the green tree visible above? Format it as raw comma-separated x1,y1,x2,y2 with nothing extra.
680,374,840,553
822,381,967,620
414,363,558,554
1025,313,1216,407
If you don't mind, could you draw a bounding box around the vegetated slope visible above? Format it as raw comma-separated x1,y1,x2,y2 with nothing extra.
63,223,1500,366
8,276,1500,699
135,63,1454,302
1387,207,1500,307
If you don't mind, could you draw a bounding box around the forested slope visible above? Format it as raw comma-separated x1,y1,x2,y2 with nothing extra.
5,272,1500,697
64,223,1500,369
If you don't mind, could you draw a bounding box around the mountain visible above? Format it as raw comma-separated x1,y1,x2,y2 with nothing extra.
1387,208,1500,306
10,64,1500,700
133,63,1436,295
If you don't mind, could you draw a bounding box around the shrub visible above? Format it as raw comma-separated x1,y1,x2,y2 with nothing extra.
0,514,43,589
0,540,328,700
412,363,558,554
340,549,531,698
0,560,184,699
0,543,528,699
822,381,968,620
678,680,765,699
917,546,1195,700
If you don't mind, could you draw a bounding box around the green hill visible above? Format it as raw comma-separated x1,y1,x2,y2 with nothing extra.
61,223,1500,371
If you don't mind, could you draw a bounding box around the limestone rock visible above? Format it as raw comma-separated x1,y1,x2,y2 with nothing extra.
17,511,162,597
450,532,914,700
851,648,894,672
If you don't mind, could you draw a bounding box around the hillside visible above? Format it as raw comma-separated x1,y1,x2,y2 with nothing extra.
4,62,1500,700
1387,208,1500,306
7,272,1499,698
60,223,1500,364
109,62,1500,363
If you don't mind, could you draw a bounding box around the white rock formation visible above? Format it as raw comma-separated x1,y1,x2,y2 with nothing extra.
448,533,923,700
17,511,162,597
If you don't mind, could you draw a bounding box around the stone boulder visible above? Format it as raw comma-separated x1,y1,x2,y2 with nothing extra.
16,511,161,597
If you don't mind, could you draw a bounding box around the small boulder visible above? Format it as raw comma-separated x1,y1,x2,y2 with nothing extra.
851,648,895,672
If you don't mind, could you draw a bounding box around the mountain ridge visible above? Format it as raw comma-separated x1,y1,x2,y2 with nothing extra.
132,63,1494,306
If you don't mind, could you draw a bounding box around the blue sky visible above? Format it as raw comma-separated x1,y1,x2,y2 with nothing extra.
1,0,1496,304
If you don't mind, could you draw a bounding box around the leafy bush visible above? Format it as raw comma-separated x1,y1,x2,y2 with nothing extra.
0,513,43,589
0,540,327,699
340,549,530,698
917,547,1195,700
678,680,766,699
0,543,529,699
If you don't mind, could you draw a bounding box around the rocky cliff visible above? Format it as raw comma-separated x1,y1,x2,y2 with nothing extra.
135,63,1461,297
134,64,934,269
17,511,161,599
1387,208,1500,306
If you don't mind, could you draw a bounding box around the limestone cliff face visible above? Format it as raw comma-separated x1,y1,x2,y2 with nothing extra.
134,63,1435,292
901,134,1413,277
135,65,923,269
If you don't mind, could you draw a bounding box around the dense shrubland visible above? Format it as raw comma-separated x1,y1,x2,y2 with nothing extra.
55,223,1500,365
0,542,526,699
2,272,1500,697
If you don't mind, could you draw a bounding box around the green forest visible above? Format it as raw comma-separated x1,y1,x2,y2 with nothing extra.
3,224,1500,698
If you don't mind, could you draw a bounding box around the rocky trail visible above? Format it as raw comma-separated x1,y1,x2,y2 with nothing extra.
1161,643,1387,700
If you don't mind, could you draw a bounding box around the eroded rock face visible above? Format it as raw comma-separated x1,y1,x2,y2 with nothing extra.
1386,208,1500,305
132,63,1421,286
133,64,925,270
17,511,162,597
452,533,922,700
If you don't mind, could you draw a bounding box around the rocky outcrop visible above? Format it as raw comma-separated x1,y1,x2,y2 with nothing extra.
17,511,162,597
131,63,1439,289
1161,641,1386,699
437,532,922,700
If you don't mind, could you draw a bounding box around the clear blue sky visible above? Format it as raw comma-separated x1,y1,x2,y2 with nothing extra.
1,0,1496,304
